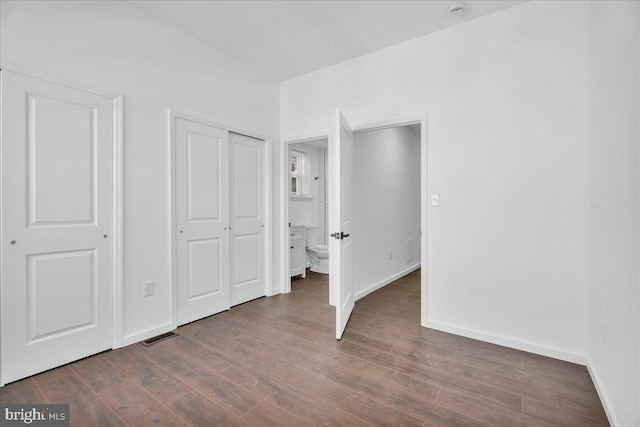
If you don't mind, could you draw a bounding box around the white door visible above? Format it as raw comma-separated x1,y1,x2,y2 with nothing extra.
1,71,114,384
331,109,354,339
175,118,230,326
229,133,266,306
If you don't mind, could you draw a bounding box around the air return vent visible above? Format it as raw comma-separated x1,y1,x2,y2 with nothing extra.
141,331,179,346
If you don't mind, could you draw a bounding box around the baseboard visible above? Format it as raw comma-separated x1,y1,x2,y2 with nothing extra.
267,287,281,296
423,319,588,365
354,263,421,301
121,322,174,347
586,360,619,427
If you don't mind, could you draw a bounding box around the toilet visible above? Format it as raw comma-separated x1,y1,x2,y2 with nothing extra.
306,245,329,274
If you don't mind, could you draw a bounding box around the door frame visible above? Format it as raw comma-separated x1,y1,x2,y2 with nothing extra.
168,110,273,331
280,114,429,325
351,115,429,326
0,65,124,385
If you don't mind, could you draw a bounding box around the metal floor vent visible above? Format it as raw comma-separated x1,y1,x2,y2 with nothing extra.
141,331,179,346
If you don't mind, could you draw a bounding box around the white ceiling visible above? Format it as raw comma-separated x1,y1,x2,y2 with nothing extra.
129,1,527,82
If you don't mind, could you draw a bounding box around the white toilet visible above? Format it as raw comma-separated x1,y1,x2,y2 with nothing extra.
306,245,329,274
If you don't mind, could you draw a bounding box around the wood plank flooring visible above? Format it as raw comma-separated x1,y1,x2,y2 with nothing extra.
0,269,608,426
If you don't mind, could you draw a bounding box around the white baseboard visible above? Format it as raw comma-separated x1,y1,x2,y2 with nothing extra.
268,287,281,296
422,319,588,365
587,360,619,427
354,263,421,301
120,322,174,347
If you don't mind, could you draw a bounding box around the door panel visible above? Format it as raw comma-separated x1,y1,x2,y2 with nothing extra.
230,133,265,306
187,239,222,299
175,118,229,325
186,132,221,222
332,109,354,339
234,234,260,285
28,250,96,342
1,71,114,384
234,143,260,218
27,94,96,225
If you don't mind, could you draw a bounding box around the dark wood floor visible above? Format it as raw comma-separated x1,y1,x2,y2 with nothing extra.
1,269,608,426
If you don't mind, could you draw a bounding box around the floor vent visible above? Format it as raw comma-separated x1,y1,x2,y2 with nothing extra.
141,331,179,347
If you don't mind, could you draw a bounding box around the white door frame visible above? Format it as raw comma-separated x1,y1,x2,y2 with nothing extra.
280,114,429,325
169,110,272,331
0,65,124,385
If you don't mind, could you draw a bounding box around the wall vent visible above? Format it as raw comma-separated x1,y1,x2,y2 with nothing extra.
407,238,415,263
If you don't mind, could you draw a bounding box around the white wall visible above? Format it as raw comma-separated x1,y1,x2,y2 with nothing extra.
587,2,640,426
289,142,326,246
281,0,590,360
0,1,280,344
353,126,421,299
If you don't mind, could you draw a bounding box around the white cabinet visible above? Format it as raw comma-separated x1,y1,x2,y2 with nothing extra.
290,226,306,278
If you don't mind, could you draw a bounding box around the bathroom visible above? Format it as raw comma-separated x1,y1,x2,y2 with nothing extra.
288,138,329,278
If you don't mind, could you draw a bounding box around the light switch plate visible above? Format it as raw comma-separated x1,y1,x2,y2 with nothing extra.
143,281,155,297
431,194,439,207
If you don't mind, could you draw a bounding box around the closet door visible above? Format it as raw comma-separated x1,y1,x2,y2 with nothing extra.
1,71,115,384
229,133,266,306
175,118,230,326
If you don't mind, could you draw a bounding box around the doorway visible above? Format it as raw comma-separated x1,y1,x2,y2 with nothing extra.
281,114,428,338
286,137,330,295
351,123,422,300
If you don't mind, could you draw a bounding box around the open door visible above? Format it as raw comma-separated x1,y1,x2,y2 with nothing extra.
331,109,354,339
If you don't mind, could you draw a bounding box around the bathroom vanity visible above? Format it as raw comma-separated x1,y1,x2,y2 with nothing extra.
290,225,306,278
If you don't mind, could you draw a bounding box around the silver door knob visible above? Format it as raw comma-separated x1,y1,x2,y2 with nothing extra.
10,240,16,245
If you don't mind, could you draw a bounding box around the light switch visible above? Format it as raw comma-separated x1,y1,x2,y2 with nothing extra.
143,281,155,297
431,194,439,207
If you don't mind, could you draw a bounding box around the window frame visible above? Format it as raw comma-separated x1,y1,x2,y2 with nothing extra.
290,150,304,196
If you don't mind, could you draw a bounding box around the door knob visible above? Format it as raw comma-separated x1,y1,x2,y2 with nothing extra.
330,232,350,240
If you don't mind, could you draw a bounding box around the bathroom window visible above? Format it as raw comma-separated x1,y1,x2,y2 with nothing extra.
290,150,303,196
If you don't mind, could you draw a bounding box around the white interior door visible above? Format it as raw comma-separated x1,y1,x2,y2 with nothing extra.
229,133,266,306
331,109,354,339
1,71,114,384
175,118,229,326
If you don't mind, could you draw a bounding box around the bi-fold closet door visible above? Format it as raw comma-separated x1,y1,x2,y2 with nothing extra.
174,116,265,326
